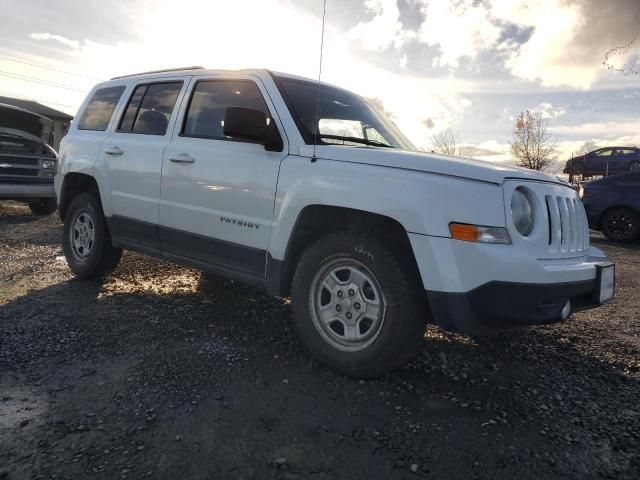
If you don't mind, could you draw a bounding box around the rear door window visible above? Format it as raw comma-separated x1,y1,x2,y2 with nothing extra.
118,82,183,136
77,86,126,131
595,149,613,157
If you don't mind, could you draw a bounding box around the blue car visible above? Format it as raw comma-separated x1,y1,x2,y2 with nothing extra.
581,171,640,242
564,147,640,177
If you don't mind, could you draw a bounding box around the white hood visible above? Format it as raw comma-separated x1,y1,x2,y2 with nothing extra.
308,145,565,186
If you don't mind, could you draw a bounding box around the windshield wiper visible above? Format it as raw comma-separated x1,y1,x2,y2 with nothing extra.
318,134,393,148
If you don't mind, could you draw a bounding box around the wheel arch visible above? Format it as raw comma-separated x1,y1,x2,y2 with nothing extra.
270,204,423,297
58,173,102,221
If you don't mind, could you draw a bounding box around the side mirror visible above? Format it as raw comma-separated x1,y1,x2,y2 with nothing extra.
222,107,283,152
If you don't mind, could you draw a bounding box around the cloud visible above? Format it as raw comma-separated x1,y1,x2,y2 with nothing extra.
399,53,408,69
347,0,410,51
499,0,640,88
29,32,80,50
348,0,502,69
417,0,501,69
348,0,640,88
532,102,566,119
550,121,640,138
459,145,502,157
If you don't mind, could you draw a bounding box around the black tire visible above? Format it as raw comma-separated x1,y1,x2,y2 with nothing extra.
63,193,122,278
28,198,57,215
290,231,429,378
601,207,640,243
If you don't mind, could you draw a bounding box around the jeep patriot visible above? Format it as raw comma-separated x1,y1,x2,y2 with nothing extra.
55,67,614,377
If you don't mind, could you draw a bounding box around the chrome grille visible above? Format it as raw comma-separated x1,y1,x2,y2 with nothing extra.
0,155,43,178
0,167,38,176
545,194,589,254
0,156,40,166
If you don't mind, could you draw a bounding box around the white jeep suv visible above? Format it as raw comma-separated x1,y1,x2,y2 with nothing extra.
55,67,614,377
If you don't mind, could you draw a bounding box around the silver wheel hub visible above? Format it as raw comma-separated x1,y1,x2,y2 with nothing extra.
310,259,386,352
70,212,95,260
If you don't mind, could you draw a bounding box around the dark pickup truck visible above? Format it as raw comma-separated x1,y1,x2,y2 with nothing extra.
0,103,58,214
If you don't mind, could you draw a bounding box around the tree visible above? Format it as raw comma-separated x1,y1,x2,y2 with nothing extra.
430,128,462,156
510,110,558,171
575,141,598,157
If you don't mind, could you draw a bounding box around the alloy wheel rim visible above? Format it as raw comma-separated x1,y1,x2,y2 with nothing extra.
606,213,634,239
70,211,95,261
309,258,386,352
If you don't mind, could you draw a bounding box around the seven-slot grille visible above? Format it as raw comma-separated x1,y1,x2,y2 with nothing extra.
545,194,589,254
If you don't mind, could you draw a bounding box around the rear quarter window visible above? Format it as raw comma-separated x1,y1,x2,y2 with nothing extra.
77,86,126,131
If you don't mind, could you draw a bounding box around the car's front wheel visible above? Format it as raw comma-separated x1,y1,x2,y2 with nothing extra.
601,207,640,243
63,193,122,278
290,231,428,378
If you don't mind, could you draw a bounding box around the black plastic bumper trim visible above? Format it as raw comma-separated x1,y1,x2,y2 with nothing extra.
427,279,598,334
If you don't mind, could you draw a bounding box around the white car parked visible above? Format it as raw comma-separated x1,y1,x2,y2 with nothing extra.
55,67,615,377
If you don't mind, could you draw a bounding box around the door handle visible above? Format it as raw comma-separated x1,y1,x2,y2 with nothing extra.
104,146,124,156
169,153,196,164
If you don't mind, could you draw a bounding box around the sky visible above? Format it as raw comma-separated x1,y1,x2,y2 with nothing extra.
0,0,639,168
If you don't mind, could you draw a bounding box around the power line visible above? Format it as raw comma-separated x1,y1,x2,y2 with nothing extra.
0,54,102,81
0,70,88,93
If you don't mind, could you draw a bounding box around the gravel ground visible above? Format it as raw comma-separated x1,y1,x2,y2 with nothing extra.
0,200,638,480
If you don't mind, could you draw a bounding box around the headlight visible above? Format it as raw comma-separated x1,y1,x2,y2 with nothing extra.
42,160,56,169
511,188,534,236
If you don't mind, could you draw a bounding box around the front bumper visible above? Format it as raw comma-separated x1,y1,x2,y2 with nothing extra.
0,181,55,200
409,233,613,334
427,278,603,334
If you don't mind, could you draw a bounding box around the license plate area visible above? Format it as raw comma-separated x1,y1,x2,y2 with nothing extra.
594,263,615,304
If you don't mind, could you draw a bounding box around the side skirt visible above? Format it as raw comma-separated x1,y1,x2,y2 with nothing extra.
107,215,287,294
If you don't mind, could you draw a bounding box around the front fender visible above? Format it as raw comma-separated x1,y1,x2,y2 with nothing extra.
268,156,505,260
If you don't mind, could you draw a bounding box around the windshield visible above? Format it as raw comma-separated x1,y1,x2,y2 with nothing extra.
273,75,416,151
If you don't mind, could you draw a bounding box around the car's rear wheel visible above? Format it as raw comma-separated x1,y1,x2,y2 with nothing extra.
290,231,428,378
63,193,122,278
28,198,57,215
629,161,640,171
601,207,640,243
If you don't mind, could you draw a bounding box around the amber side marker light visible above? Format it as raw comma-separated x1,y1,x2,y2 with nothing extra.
449,223,511,244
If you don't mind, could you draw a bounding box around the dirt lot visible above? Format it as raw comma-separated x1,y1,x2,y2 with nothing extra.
0,201,638,480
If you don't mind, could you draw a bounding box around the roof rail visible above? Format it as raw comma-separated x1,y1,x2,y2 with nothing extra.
110,66,206,80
